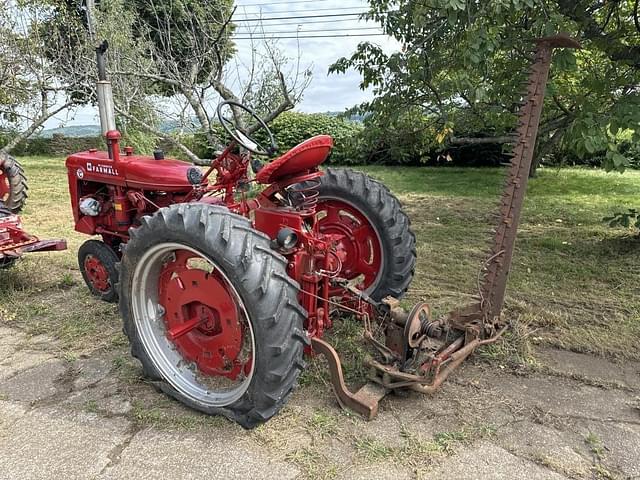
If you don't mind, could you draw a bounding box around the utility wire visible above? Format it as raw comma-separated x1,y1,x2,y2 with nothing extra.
233,33,387,39
237,0,336,6
232,17,372,26
235,26,381,34
236,5,367,14
233,12,369,22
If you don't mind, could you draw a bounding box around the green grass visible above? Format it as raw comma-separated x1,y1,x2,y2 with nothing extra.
1,158,639,362
361,165,640,360
0,156,121,354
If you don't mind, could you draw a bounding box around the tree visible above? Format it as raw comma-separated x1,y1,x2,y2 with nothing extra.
100,0,311,163
0,1,88,156
1,0,310,163
131,0,236,95
331,0,640,174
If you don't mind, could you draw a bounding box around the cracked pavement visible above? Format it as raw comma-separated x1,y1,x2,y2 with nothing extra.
1,324,639,479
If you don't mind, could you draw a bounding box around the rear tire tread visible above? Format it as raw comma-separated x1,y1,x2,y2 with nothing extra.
0,155,28,213
119,204,307,429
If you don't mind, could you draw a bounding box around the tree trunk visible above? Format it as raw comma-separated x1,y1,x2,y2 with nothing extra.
529,127,564,177
450,135,512,145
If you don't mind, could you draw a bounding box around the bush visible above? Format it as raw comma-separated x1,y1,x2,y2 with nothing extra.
620,141,640,169
0,132,104,156
546,140,640,170
356,109,435,165
121,129,157,155
47,135,104,155
266,111,364,164
354,109,509,166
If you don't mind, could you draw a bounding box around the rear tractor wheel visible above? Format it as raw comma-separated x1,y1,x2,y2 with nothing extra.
315,168,416,300
0,154,28,214
78,240,120,303
118,204,308,428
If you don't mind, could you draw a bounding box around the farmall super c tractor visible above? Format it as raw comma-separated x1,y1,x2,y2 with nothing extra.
66,36,579,428
0,155,66,268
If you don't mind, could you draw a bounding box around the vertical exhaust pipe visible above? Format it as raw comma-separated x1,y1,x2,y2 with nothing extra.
95,40,120,161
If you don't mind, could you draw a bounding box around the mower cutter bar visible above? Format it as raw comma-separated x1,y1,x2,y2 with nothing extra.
316,34,581,421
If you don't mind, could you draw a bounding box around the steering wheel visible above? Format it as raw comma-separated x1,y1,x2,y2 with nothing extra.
216,100,278,157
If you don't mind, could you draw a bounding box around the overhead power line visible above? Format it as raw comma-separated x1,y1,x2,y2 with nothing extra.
232,17,372,26
236,0,335,6
233,33,387,39
232,12,369,22
236,6,366,14
235,26,381,34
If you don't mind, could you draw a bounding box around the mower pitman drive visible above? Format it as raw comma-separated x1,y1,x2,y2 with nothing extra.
64,35,579,428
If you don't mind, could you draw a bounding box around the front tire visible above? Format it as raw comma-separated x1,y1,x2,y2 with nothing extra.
78,240,120,302
119,204,308,428
316,168,416,300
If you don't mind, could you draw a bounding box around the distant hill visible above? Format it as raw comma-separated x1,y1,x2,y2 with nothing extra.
39,111,364,138
39,120,194,138
323,111,366,122
39,125,101,138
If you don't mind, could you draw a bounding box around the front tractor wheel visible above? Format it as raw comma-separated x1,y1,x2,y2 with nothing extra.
315,168,416,301
78,240,120,303
119,204,308,428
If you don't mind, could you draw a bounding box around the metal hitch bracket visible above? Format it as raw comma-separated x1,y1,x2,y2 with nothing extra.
311,337,388,419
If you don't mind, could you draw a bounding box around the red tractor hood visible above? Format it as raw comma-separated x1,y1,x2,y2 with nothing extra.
66,151,198,191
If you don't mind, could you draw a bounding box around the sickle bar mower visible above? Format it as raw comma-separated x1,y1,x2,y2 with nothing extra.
313,34,582,419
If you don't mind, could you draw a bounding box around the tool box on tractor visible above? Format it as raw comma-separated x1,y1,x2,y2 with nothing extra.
64,36,580,428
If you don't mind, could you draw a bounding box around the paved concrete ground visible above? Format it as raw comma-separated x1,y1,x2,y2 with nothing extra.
1,324,639,479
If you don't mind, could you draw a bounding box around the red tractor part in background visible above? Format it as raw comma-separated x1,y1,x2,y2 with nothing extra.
0,154,28,213
0,155,66,269
66,36,578,428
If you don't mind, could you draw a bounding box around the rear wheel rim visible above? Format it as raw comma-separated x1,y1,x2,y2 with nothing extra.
315,197,384,293
0,168,10,202
131,243,255,406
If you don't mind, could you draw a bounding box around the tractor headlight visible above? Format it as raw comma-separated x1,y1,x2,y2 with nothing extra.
276,228,298,249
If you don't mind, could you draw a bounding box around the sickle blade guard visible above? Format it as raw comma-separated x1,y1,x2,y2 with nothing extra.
316,35,581,418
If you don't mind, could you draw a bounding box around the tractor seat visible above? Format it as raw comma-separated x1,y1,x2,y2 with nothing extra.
255,135,333,184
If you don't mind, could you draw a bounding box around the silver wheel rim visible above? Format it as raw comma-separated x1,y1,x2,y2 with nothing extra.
131,242,255,406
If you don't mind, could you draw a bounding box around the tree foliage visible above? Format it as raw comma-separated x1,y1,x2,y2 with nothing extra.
0,0,310,160
0,0,89,154
131,0,235,96
331,0,640,172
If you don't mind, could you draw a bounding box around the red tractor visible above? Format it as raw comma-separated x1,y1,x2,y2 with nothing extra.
67,42,415,427
67,36,579,428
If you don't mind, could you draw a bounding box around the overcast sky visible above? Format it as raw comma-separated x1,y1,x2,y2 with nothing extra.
44,0,399,128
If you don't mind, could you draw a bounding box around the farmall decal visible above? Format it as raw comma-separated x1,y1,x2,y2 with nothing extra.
86,162,119,176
